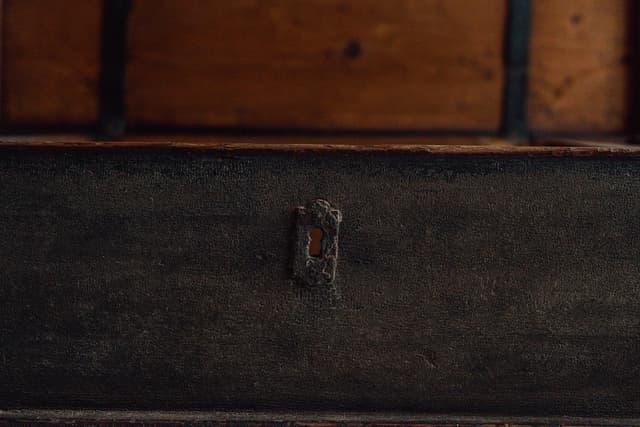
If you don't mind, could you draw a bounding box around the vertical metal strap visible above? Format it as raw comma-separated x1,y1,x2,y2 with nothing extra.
502,0,531,140
0,0,4,130
628,1,640,143
97,0,131,140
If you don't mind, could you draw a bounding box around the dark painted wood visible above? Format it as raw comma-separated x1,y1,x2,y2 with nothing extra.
1,146,640,418
1,408,638,426
0,421,522,427
0,420,573,427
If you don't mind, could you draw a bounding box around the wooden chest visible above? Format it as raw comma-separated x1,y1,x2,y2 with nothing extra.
1,0,640,425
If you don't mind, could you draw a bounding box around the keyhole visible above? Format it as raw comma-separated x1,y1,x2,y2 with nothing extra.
308,227,324,257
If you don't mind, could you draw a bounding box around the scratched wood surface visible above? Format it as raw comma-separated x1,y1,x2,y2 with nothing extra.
1,145,640,419
0,407,632,425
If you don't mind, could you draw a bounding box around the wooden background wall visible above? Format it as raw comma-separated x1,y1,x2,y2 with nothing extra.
0,0,634,143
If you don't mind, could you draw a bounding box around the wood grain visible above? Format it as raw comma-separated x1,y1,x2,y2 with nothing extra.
0,415,624,427
1,0,101,128
528,0,631,134
3,138,639,157
1,146,640,417
0,409,633,426
126,0,506,131
0,1,635,138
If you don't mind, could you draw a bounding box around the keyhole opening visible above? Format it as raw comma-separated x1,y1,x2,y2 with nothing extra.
308,227,324,258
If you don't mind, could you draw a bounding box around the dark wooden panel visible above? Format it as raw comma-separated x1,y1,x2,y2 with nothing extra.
0,408,632,426
0,417,588,427
0,420,547,427
1,144,640,418
126,0,506,131
0,423,493,427
528,0,631,133
1,0,101,128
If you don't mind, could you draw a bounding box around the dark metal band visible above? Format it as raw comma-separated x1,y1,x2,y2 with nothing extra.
97,0,131,140
502,0,531,140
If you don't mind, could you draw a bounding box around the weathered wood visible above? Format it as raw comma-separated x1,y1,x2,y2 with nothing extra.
0,418,541,427
0,410,626,427
0,134,514,146
1,0,101,128
528,0,631,134
0,407,637,426
0,0,636,138
0,144,640,419
0,422,480,427
126,0,506,131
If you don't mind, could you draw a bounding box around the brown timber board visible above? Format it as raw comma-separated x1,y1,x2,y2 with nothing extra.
0,1,636,137
126,0,506,131
528,0,631,134
1,0,101,128
0,134,513,147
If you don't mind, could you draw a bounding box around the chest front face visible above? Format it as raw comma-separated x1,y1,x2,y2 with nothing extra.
0,1,638,425
0,144,639,426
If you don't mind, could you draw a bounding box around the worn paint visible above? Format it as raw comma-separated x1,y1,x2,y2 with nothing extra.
0,146,639,419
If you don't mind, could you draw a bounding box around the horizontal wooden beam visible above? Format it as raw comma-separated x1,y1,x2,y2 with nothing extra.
1,409,639,426
1,144,640,419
